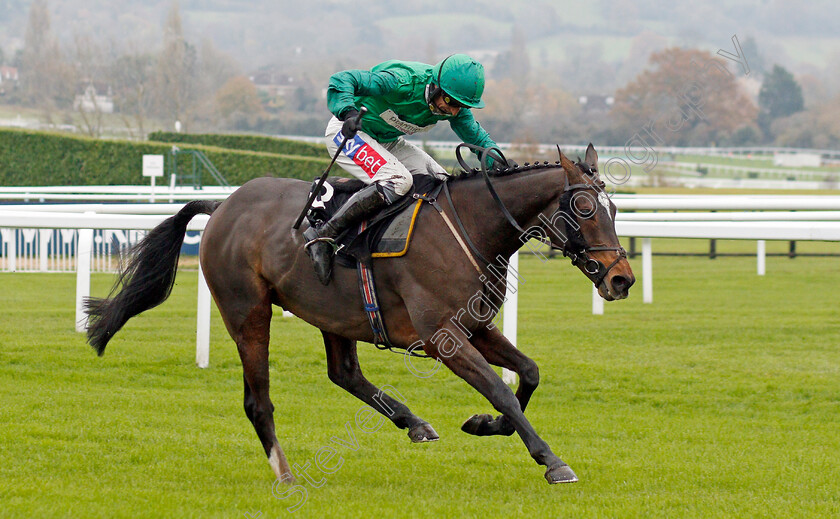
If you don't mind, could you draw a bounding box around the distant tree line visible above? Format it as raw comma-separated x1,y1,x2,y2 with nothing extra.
6,0,248,138
2,1,834,149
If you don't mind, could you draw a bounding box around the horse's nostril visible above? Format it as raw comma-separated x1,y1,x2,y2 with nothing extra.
611,275,632,293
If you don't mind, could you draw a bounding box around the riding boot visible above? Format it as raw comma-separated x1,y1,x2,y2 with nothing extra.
303,184,387,285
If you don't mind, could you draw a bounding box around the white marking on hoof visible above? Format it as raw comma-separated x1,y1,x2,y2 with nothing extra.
268,444,285,478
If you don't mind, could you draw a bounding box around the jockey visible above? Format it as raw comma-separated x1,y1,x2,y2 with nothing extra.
303,53,499,285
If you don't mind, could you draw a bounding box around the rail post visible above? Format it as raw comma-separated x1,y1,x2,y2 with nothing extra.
642,237,653,303
75,216,94,332
196,236,211,368
592,284,604,315
757,240,766,275
502,251,519,385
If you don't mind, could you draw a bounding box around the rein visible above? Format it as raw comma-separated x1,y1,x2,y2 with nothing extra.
455,144,527,236
447,143,626,290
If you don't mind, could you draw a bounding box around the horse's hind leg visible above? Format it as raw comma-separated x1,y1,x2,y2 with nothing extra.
461,327,538,437
217,280,293,482
322,331,438,443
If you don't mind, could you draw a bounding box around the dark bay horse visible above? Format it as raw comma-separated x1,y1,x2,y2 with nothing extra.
85,144,634,484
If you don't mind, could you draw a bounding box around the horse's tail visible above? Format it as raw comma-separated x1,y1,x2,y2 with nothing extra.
85,200,221,356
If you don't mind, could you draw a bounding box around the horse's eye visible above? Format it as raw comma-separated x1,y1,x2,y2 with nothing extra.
572,197,595,218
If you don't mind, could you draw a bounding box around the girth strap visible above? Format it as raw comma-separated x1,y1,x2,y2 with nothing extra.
356,256,393,348
355,218,392,348
355,256,432,357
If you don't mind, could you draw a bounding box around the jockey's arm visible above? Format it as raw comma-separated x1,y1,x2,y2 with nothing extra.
450,110,500,167
327,69,402,120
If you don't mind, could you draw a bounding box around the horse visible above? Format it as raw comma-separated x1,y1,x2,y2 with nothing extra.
84,143,634,485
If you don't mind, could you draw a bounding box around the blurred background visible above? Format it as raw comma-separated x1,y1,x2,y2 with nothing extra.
0,0,837,149
1,6,839,517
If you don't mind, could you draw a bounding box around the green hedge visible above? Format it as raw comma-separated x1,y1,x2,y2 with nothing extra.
148,131,325,158
0,128,329,186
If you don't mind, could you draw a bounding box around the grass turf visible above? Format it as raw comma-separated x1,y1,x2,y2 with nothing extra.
0,252,838,518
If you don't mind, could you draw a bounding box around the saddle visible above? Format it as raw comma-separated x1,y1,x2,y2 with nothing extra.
302,145,514,352
305,174,443,267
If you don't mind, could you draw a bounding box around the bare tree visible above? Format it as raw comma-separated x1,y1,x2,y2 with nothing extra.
493,24,530,83
71,34,109,137
20,0,71,119
191,37,240,127
197,38,240,98
110,49,157,139
155,0,198,129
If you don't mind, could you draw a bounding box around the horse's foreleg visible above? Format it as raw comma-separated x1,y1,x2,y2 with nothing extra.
461,327,539,437
413,318,576,484
322,331,438,442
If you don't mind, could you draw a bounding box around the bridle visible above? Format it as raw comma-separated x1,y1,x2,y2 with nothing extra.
451,144,626,291
558,176,627,290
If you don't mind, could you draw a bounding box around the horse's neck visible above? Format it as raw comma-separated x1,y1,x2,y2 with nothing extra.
449,167,566,259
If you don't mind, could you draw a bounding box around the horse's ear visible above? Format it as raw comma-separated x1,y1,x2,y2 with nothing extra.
558,149,577,173
585,143,598,168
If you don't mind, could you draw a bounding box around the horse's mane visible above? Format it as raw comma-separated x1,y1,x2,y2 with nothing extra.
448,144,601,184
450,158,597,182
450,160,565,182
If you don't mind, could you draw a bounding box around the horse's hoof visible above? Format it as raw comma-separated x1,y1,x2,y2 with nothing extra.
545,464,578,484
408,422,439,443
461,414,515,436
461,414,493,435
276,471,297,485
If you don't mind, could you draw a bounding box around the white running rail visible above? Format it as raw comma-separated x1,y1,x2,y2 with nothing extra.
3,197,840,375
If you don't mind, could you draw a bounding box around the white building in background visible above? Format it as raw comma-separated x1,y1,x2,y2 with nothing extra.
774,152,822,168
578,94,615,113
0,66,19,95
73,82,114,113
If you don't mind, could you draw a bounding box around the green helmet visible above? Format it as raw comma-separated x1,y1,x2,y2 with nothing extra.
431,54,486,109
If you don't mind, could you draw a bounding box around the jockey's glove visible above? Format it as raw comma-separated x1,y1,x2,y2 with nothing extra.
490,158,518,172
341,109,362,139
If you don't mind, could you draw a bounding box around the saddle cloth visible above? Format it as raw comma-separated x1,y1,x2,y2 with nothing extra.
306,174,442,267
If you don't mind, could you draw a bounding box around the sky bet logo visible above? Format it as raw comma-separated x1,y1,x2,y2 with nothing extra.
333,133,387,179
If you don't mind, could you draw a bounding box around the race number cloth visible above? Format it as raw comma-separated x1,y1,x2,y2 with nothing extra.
305,175,441,262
